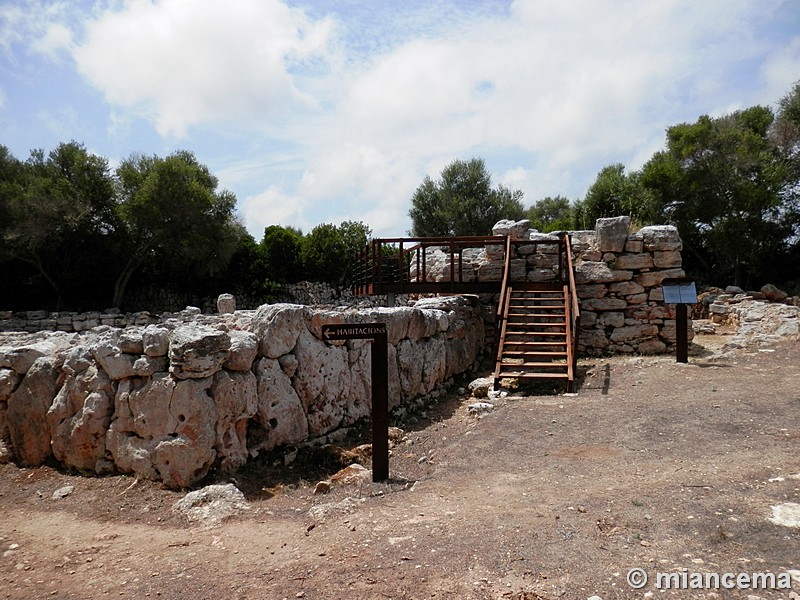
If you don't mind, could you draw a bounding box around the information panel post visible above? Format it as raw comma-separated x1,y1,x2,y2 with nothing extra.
661,278,698,364
321,323,389,482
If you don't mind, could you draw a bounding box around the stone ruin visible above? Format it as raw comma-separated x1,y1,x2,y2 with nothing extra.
416,215,695,355
0,297,484,487
2,215,797,488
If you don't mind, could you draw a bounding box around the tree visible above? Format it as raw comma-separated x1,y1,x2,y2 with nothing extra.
302,220,371,286
640,106,796,287
581,164,654,227
261,225,304,284
112,150,241,308
408,158,525,236
528,196,574,232
0,142,117,309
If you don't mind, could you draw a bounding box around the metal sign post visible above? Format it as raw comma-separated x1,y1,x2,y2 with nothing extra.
321,323,389,482
661,278,698,364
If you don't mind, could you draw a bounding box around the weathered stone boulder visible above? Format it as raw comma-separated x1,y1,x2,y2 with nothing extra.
217,293,236,314
224,330,258,372
47,363,114,472
254,304,307,358
93,334,165,380
168,325,230,379
638,225,682,252
250,357,309,454
292,329,349,437
211,370,257,474
107,374,217,488
761,284,789,303
142,325,170,357
6,356,61,466
595,216,631,252
0,338,68,375
492,219,531,240
576,262,632,284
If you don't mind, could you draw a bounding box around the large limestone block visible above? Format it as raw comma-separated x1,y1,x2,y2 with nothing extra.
637,339,667,354
118,328,145,354
638,225,682,252
254,304,308,358
211,370,257,474
169,324,231,379
575,261,632,284
476,258,504,281
492,219,531,240
217,293,236,314
396,337,447,400
577,284,607,299
292,329,350,437
224,330,258,372
6,356,60,466
405,308,444,341
0,339,63,375
653,250,682,268
359,307,409,345
609,324,659,343
582,297,628,311
569,230,597,252
595,216,631,252
107,374,217,488
142,325,170,357
387,344,402,410
614,253,654,270
47,364,114,472
343,344,372,425
635,268,686,288
93,336,165,380
250,358,308,454
609,281,646,296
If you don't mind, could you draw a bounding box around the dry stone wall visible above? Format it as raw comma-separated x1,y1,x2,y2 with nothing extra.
0,297,484,487
568,216,694,355
413,216,693,355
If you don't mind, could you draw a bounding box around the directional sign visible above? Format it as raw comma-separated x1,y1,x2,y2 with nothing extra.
321,321,389,482
321,323,387,341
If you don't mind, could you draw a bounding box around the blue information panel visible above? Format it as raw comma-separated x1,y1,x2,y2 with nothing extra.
662,279,697,304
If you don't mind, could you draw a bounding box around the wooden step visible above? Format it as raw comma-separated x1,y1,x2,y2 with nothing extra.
501,351,568,358
496,371,570,379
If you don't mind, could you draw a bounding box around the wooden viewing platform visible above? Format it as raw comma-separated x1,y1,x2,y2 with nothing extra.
351,235,580,392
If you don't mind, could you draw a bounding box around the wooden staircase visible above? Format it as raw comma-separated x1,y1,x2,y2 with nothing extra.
493,237,579,393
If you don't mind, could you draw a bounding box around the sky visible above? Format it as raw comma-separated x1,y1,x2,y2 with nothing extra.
1,0,799,239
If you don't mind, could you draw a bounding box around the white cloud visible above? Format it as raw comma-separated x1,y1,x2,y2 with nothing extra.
760,35,800,105
72,0,336,137
12,0,792,238
239,184,309,237
31,22,73,58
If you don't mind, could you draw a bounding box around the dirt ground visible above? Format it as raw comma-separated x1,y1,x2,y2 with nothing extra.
1,333,799,600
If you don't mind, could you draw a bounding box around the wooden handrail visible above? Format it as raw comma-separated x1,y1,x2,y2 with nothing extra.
564,234,580,385
496,235,513,320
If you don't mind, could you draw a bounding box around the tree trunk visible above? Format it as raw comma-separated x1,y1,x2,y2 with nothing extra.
112,253,145,309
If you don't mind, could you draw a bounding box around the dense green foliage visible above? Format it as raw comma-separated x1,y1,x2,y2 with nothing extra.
527,196,575,232
0,144,374,311
565,82,800,290
3,82,799,310
409,158,525,236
